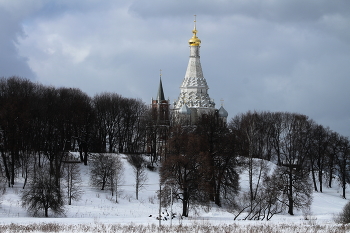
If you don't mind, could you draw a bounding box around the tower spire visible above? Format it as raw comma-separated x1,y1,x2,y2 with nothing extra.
194,15,197,31
188,15,201,46
157,69,165,101
174,16,215,113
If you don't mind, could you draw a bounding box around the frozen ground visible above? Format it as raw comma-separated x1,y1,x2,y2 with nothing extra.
0,154,349,232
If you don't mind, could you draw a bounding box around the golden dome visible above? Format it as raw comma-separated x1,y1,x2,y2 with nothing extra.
188,16,201,46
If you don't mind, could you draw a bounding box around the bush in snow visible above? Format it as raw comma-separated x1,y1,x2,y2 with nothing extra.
334,201,350,224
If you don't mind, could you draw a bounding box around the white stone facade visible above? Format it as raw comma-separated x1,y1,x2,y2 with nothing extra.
173,45,216,112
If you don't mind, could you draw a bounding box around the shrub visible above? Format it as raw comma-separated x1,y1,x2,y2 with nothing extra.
334,201,350,224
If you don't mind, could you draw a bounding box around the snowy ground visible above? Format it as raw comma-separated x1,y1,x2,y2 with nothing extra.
0,154,349,232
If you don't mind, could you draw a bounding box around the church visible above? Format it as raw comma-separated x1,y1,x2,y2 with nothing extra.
152,17,228,126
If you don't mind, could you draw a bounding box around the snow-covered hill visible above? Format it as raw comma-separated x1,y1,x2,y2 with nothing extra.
0,154,348,228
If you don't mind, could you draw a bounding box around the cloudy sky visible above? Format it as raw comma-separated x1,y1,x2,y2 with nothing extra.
1,0,349,137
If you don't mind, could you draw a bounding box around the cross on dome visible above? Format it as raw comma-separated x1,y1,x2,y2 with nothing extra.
188,15,201,46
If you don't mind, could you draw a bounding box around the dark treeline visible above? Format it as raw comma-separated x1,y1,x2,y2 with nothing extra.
0,77,349,219
0,77,148,192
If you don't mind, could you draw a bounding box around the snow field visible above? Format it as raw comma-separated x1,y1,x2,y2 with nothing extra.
0,154,349,232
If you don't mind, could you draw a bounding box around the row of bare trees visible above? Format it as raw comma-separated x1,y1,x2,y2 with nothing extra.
93,93,148,154
0,77,150,216
1,77,349,219
0,77,149,184
160,111,349,219
230,111,349,218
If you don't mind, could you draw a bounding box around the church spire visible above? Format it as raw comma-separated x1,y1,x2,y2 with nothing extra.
157,70,165,101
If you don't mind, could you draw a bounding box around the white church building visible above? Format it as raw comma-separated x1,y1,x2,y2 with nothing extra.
172,18,228,124
152,17,228,125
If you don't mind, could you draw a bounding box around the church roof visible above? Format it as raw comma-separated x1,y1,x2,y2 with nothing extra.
188,15,201,47
157,77,165,101
218,106,228,117
179,104,191,115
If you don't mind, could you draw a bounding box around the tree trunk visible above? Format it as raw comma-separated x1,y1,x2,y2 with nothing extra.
328,164,333,188
319,169,323,193
115,184,118,203
248,156,253,213
136,169,139,200
311,165,318,192
83,150,88,165
23,166,28,189
38,151,41,168
10,150,15,186
1,150,11,186
214,171,223,207
328,154,334,188
214,186,221,207
79,144,84,162
136,185,139,200
182,189,189,217
101,173,106,190
342,173,346,199
68,174,72,205
288,197,294,215
288,171,294,215
108,136,113,153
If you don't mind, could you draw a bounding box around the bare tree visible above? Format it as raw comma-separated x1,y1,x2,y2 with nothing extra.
309,123,331,192
195,112,240,207
231,111,313,216
233,160,284,221
230,112,265,212
109,155,124,203
275,113,313,215
127,154,148,200
21,165,64,217
258,171,285,220
161,126,209,217
63,162,83,205
335,136,350,199
0,158,7,200
89,153,118,190
93,93,123,153
122,98,148,154
230,111,280,214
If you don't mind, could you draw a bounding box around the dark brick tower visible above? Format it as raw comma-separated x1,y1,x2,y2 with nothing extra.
148,73,170,162
151,75,169,125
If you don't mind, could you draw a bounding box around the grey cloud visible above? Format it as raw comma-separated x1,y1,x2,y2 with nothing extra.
0,0,348,138
129,0,350,23
0,6,35,79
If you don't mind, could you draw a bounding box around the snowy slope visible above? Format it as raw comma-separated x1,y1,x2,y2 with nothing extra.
0,154,348,227
237,159,349,224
